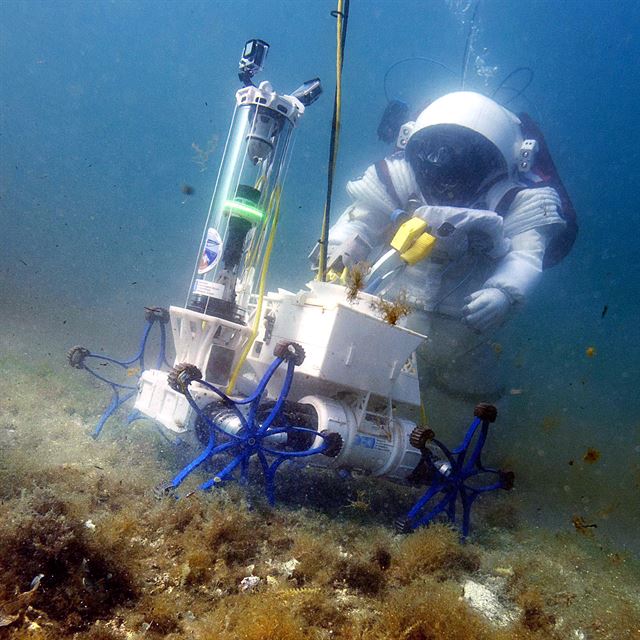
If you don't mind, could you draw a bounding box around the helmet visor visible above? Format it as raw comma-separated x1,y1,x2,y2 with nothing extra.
406,124,507,206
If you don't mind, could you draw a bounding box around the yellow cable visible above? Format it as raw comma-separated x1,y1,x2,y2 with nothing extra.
246,215,267,271
420,400,427,425
334,0,343,162
317,210,328,282
226,187,282,395
244,173,268,269
317,0,345,282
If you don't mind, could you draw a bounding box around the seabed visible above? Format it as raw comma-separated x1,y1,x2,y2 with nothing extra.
1,351,638,640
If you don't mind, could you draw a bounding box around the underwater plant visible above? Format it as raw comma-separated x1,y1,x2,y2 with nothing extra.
192,592,307,640
392,523,481,583
370,290,412,325
344,261,370,303
583,447,601,463
347,579,503,640
331,557,387,595
0,489,135,633
2,352,639,640
516,589,557,633
191,135,219,172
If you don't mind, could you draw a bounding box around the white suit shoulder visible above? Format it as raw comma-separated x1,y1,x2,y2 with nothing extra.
346,156,419,214
503,185,566,237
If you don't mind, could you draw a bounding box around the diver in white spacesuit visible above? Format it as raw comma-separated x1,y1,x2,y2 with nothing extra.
324,91,575,431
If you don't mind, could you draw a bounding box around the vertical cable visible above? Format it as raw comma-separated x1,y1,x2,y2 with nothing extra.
317,0,350,280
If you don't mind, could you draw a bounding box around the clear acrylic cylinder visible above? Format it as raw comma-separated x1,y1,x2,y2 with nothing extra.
187,88,298,323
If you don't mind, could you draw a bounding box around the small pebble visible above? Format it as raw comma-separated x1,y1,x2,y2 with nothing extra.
239,575,261,592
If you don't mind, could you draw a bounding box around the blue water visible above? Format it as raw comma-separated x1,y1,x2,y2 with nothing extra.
1,0,639,547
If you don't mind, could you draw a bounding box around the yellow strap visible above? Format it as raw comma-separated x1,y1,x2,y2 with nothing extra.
390,217,437,266
390,217,427,253
400,232,437,265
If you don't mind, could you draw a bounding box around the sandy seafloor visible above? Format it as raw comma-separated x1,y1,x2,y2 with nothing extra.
0,321,639,640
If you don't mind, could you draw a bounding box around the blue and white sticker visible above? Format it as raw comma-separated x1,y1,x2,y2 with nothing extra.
354,434,376,449
198,228,223,274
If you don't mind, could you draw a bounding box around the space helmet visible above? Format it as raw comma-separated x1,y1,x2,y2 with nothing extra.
403,91,524,206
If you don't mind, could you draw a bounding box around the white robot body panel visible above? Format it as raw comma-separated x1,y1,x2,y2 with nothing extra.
133,282,427,483
243,281,424,407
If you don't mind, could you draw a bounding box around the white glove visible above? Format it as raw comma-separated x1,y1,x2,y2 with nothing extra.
462,288,511,333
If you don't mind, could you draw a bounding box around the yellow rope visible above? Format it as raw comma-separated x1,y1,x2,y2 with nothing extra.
317,0,345,281
335,0,344,144
225,187,282,394
241,174,268,270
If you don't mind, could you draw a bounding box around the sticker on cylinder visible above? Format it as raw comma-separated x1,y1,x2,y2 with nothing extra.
193,279,224,298
355,434,376,449
198,228,223,274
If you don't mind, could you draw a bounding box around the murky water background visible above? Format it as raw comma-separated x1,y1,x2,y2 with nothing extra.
1,1,639,637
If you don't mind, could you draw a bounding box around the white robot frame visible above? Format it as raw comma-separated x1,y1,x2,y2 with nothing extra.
68,40,511,535
135,281,427,484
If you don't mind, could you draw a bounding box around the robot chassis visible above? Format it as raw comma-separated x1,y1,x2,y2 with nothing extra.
68,40,513,537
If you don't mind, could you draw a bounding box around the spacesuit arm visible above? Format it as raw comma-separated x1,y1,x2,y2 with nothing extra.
462,186,567,331
324,203,393,268
483,186,567,303
482,227,548,303
461,228,547,332
321,159,417,269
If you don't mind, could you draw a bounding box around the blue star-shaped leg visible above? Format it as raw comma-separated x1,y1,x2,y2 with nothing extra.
397,403,514,538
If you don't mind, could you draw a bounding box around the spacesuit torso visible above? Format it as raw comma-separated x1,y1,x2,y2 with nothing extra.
328,154,565,320
326,154,567,404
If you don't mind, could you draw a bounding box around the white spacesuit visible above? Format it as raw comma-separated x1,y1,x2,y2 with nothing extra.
325,92,569,431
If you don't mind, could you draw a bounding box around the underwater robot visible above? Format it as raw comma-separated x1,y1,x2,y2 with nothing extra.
135,38,426,488
69,40,511,536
